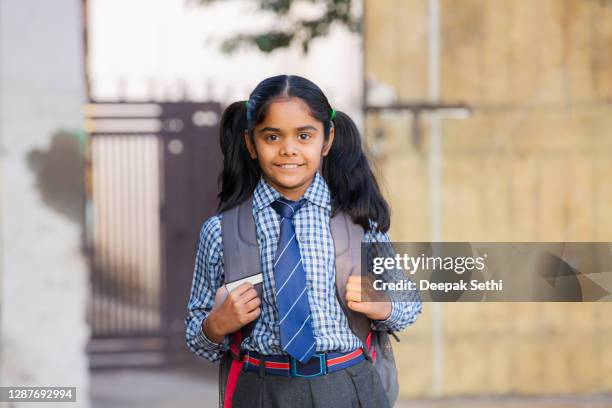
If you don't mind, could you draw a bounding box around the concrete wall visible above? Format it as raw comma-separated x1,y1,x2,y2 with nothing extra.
0,0,90,406
365,0,612,398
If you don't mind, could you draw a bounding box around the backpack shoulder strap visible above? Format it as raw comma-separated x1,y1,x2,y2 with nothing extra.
220,195,262,340
331,213,400,406
331,212,371,347
221,195,260,284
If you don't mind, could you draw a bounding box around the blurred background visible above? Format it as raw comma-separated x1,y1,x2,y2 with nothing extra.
1,0,611,407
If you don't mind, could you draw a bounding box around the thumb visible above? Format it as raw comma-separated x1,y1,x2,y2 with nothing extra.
347,300,369,314
214,286,229,308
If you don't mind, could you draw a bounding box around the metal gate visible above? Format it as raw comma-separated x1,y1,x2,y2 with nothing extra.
85,101,222,367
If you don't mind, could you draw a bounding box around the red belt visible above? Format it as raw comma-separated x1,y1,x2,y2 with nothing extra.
242,348,365,377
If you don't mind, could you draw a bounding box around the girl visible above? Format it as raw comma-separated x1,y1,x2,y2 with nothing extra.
185,75,421,407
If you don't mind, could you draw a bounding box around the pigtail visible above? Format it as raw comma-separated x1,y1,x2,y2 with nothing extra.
217,101,261,213
323,110,391,232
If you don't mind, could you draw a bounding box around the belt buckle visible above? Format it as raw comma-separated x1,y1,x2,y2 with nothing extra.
290,353,327,378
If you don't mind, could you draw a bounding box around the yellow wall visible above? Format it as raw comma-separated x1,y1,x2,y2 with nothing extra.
365,0,612,398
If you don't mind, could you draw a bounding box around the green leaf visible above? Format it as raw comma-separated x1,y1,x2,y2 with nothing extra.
198,0,361,54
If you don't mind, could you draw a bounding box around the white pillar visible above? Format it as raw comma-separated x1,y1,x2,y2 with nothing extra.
0,0,90,406
428,0,444,397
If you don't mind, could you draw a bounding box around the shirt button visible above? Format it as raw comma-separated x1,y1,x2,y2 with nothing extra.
298,235,306,243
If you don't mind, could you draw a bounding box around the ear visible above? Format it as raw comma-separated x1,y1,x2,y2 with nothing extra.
244,130,258,159
322,124,335,157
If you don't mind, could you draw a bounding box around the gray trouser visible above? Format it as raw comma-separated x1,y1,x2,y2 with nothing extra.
231,359,391,408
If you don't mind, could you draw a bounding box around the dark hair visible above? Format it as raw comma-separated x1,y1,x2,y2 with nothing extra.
217,74,390,232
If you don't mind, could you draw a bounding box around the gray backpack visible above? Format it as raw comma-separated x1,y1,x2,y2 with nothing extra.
218,197,400,407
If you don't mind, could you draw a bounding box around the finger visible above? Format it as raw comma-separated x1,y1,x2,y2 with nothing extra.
230,282,254,297
244,296,261,312
239,288,259,303
347,300,369,314
346,290,362,303
245,307,261,322
345,282,362,293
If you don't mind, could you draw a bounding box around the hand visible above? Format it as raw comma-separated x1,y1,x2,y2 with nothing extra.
345,275,392,321
203,282,261,343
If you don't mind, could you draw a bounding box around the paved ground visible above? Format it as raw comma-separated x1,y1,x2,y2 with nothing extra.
91,364,218,408
90,365,612,408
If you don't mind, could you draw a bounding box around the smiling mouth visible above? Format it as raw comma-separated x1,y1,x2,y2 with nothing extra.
275,164,304,169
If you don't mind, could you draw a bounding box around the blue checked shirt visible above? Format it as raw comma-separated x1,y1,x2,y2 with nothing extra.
185,172,422,362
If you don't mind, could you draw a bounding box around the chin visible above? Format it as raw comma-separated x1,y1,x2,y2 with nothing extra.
267,173,311,192
275,178,307,190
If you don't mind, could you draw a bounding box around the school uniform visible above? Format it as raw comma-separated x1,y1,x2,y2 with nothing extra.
185,171,421,407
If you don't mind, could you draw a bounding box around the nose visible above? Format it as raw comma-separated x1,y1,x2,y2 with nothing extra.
279,138,298,156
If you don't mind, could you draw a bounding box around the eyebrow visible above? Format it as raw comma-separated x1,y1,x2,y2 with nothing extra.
257,125,317,134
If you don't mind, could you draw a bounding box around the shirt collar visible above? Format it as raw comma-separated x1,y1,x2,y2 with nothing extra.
252,171,331,212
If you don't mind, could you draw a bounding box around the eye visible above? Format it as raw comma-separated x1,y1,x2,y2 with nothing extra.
298,133,311,140
265,134,279,141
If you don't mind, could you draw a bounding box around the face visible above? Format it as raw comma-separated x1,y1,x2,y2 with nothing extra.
244,97,334,201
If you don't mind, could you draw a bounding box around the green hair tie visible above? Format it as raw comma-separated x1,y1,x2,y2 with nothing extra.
245,101,249,109
330,108,336,121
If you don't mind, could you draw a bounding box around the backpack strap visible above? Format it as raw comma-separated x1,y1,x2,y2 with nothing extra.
219,197,261,408
221,195,259,283
330,212,373,354
220,196,263,353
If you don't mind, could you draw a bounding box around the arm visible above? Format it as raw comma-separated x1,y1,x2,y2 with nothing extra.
184,215,230,362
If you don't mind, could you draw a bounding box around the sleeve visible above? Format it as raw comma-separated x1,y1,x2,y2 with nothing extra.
184,214,231,362
364,221,422,332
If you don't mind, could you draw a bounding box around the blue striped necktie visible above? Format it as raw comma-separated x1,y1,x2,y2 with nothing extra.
271,197,316,363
